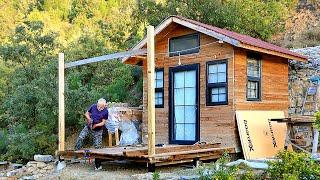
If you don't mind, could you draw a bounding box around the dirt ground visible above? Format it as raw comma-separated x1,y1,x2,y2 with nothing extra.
52,160,198,180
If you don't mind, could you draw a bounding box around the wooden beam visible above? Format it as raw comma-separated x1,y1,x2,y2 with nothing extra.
65,48,147,68
123,143,221,158
58,53,65,151
147,25,155,157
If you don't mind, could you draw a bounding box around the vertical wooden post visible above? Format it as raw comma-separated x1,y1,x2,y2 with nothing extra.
147,25,155,157
58,53,65,151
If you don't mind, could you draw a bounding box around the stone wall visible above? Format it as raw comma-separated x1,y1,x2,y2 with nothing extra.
289,46,320,114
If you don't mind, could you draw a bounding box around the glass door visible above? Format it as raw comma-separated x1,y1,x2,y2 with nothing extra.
169,64,199,144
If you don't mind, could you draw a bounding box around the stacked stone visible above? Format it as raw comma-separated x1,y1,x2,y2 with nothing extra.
289,46,320,114
0,155,55,179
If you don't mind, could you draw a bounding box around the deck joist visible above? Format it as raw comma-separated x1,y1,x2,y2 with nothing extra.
57,143,235,166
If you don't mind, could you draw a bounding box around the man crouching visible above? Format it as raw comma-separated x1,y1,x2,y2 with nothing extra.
75,98,108,150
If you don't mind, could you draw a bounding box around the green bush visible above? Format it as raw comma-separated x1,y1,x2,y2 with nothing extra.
267,151,320,179
0,129,7,155
198,152,238,180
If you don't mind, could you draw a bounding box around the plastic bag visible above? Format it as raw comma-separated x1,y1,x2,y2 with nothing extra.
105,107,120,134
118,120,139,146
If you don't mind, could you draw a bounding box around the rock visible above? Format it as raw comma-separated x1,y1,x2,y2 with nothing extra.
27,167,37,174
6,170,17,177
180,175,199,180
12,163,23,169
34,154,54,162
225,159,268,170
27,161,46,169
26,161,37,168
21,176,35,180
0,173,5,177
36,162,46,169
56,161,66,172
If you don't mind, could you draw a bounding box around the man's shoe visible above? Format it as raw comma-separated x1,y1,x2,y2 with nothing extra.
95,166,102,171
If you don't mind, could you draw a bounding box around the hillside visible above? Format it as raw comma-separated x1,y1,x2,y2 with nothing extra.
272,0,320,48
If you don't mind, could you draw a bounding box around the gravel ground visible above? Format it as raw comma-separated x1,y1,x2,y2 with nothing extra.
54,160,198,180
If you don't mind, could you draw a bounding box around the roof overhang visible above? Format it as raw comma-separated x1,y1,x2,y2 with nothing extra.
123,16,308,64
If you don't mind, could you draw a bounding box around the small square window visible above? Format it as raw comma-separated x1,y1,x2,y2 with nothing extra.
208,63,227,84
211,87,227,103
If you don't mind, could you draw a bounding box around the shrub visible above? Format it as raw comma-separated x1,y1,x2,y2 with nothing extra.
198,152,238,180
0,129,7,154
152,171,160,180
267,151,320,179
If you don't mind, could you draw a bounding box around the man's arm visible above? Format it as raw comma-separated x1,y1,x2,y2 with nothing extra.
92,119,106,129
85,111,91,125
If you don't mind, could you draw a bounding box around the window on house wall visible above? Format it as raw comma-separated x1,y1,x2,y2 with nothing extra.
246,53,261,101
206,60,228,106
169,33,200,57
155,68,164,107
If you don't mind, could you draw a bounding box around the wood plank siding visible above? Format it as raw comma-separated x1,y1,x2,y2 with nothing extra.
140,23,289,151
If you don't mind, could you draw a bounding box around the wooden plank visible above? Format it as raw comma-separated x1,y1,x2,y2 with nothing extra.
65,49,147,68
123,143,221,157
115,129,119,146
58,53,65,151
108,132,112,147
147,25,156,157
147,147,234,158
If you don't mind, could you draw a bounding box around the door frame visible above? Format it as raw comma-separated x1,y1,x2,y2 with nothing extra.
168,63,200,144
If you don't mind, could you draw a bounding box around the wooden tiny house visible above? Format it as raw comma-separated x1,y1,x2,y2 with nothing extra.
123,16,307,151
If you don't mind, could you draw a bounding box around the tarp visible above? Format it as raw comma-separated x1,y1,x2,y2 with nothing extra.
236,111,287,160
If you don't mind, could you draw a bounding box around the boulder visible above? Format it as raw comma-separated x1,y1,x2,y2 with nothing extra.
34,154,54,162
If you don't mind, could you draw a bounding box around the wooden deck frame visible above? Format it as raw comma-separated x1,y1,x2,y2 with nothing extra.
57,143,235,167
58,26,153,155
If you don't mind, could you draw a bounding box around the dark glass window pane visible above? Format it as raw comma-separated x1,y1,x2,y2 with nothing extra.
247,81,259,99
169,34,199,57
247,57,260,78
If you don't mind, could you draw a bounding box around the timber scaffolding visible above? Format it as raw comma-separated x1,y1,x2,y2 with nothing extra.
57,25,236,171
57,143,235,171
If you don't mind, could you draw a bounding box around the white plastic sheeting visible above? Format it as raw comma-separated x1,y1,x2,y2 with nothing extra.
118,120,139,146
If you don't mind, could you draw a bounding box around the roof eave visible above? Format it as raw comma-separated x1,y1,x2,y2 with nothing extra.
240,43,308,62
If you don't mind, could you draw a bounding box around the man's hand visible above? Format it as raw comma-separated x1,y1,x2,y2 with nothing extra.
92,119,106,130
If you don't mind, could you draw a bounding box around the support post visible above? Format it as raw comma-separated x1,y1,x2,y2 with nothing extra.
58,53,65,151
147,25,155,158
